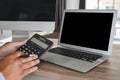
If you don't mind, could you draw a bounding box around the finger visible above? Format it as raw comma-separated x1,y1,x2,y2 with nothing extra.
12,40,27,49
3,40,27,49
4,51,24,61
19,55,38,63
22,59,40,69
11,51,24,58
22,66,38,77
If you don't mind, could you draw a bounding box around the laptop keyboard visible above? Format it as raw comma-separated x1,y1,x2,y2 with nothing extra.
48,47,102,63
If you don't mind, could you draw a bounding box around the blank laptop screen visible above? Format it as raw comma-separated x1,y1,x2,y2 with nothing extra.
60,11,114,51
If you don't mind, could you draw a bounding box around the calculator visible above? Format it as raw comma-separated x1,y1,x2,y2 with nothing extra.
18,34,53,59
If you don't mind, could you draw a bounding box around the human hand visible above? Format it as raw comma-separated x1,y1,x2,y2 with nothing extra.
0,51,40,80
0,40,27,57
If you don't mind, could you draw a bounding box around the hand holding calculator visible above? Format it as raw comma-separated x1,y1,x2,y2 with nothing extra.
18,34,53,59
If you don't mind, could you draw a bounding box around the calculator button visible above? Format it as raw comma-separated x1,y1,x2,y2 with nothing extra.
34,49,37,52
19,48,22,51
28,50,31,52
31,52,34,54
25,52,29,55
21,46,25,48
27,45,30,47
37,52,40,54
23,50,25,53
25,48,28,50
24,44,27,46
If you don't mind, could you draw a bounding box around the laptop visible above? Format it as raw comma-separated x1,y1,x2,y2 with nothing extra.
40,9,117,73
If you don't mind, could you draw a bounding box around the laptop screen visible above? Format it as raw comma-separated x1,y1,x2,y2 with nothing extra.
60,10,116,52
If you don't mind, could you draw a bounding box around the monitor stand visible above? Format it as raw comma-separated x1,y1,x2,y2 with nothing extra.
0,30,29,46
0,30,52,46
12,30,29,41
12,30,51,41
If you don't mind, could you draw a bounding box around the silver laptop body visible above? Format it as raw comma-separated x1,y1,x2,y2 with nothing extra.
41,9,117,73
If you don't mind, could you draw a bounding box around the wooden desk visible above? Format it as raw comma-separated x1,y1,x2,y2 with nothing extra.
24,32,120,80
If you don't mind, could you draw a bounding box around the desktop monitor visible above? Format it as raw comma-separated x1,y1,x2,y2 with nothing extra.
0,0,57,41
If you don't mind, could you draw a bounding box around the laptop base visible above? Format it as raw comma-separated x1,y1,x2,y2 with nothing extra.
40,52,108,73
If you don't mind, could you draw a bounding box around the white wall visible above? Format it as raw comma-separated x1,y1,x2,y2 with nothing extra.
66,0,80,9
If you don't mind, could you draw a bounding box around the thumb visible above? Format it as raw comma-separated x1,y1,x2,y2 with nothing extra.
13,40,27,49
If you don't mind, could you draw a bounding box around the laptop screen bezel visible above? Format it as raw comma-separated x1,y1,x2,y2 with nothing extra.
58,9,117,55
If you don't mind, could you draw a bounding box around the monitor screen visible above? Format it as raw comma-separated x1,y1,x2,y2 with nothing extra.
0,0,56,21
0,0,56,32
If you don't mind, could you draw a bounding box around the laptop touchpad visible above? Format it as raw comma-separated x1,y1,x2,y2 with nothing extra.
43,52,71,64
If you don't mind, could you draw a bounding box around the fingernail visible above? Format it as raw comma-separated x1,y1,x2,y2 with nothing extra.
29,54,38,58
35,66,38,70
37,59,40,63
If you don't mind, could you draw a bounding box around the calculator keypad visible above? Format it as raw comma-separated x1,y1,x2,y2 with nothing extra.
18,44,43,58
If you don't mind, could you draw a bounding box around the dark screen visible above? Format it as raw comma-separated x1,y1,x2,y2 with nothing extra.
0,0,56,21
60,12,113,51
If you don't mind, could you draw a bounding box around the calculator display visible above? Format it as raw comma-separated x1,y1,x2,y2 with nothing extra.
31,37,48,49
